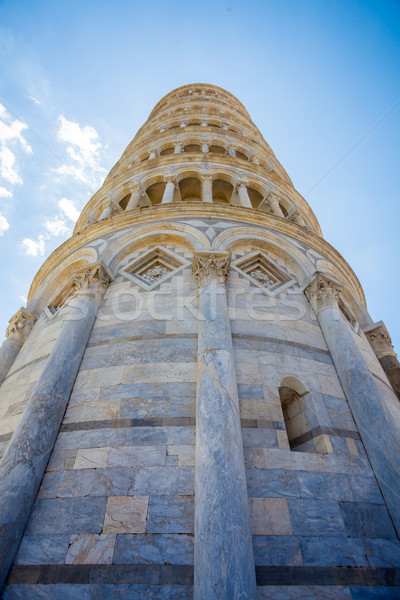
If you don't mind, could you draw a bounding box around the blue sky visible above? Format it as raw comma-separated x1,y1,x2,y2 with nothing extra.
0,0,399,349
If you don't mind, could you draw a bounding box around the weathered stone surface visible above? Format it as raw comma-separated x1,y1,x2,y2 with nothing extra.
14,535,70,565
364,538,400,567
113,533,194,565
107,445,167,468
253,536,302,567
256,586,352,599
249,498,292,535
2,583,194,599
246,469,299,497
129,466,194,495
65,533,116,564
37,467,130,498
103,496,149,534
287,499,346,535
147,496,194,534
25,497,108,535
296,471,353,501
299,536,368,566
339,501,397,539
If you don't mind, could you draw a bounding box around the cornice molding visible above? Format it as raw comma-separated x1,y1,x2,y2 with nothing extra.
29,204,365,308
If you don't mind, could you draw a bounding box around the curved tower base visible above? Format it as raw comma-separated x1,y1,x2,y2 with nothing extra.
1,84,400,600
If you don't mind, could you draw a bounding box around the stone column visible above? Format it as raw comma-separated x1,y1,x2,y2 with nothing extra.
98,200,117,221
237,181,252,208
305,273,400,536
292,211,307,227
251,154,260,165
364,322,400,400
174,142,183,154
0,264,111,592
269,193,285,217
125,186,142,210
201,175,213,203
228,145,236,157
201,140,209,153
148,148,158,159
161,176,176,204
193,251,256,600
0,309,36,387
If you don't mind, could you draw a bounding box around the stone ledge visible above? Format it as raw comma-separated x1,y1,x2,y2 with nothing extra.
7,565,400,587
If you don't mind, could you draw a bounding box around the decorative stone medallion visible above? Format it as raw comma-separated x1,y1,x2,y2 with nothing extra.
232,251,296,295
119,246,190,290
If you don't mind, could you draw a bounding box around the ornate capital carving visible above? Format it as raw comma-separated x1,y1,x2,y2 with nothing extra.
193,252,231,287
5,308,36,346
102,199,120,216
72,264,111,297
304,273,343,314
237,180,248,189
164,175,176,185
364,322,397,359
201,174,213,183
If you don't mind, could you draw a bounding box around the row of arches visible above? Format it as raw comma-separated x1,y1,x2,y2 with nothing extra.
135,138,264,167
95,170,310,229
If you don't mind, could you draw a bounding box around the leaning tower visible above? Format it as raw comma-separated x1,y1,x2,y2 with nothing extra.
1,83,400,600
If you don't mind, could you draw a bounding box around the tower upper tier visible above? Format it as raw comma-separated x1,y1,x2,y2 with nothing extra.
74,84,321,235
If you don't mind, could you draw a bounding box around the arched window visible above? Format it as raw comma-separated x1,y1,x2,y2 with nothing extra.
279,376,330,454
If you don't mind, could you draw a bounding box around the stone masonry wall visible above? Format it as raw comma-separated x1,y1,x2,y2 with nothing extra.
2,236,400,599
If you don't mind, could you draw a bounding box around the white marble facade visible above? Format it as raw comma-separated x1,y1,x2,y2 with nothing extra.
0,84,400,600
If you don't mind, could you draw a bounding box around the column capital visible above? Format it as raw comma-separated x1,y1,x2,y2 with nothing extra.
5,308,37,347
200,174,213,183
193,252,231,287
237,179,248,188
304,272,343,314
164,175,176,185
72,263,111,297
102,198,120,215
364,322,397,359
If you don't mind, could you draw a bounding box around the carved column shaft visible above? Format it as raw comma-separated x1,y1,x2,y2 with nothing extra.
0,264,111,591
201,175,213,203
269,194,285,217
126,187,142,211
0,309,36,387
193,251,256,600
305,273,400,536
237,182,252,208
162,177,175,204
99,200,118,221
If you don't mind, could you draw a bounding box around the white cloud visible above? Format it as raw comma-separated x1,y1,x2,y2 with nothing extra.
55,115,106,189
28,96,40,105
0,146,22,185
0,104,32,194
0,186,12,198
21,235,46,256
0,212,10,235
58,197,80,222
45,217,70,236
0,106,32,154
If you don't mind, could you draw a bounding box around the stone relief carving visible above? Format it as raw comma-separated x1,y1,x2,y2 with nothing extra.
305,272,343,314
193,252,231,287
5,309,37,345
364,323,397,359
